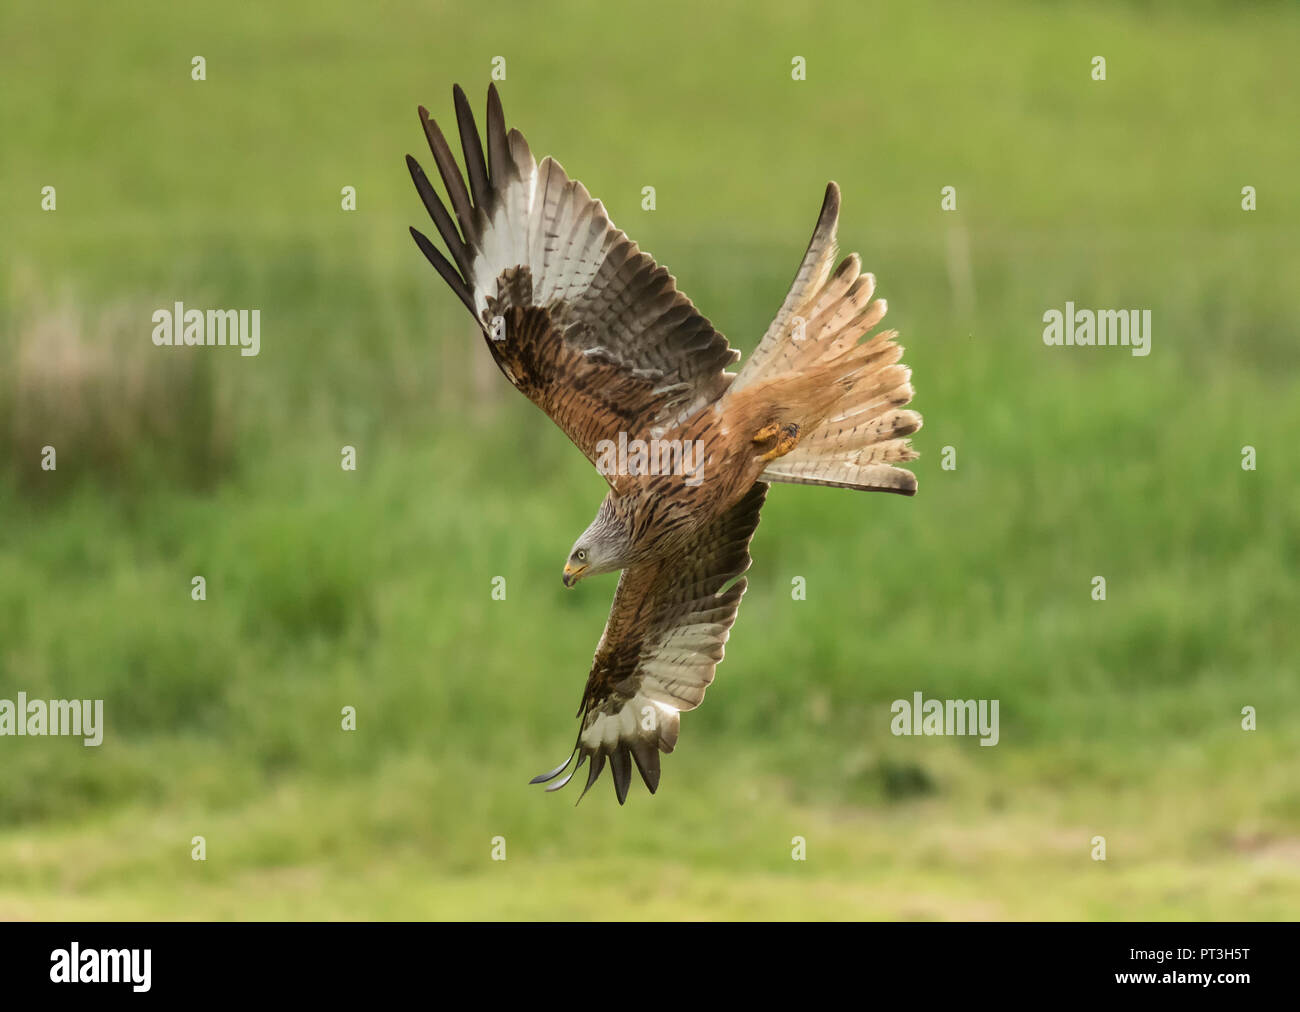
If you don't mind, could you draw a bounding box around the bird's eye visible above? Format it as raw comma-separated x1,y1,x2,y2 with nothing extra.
576,549,587,561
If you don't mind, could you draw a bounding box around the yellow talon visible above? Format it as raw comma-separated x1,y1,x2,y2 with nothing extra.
756,422,800,462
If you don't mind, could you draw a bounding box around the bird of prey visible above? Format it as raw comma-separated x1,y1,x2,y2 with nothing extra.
407,84,921,804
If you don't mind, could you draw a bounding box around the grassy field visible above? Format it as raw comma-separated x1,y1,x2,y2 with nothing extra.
1,0,1298,919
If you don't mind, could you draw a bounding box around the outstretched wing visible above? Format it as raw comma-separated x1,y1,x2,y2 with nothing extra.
407,84,739,481
531,482,769,804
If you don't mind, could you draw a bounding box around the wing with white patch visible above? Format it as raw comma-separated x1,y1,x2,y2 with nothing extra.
407,84,739,480
531,482,768,804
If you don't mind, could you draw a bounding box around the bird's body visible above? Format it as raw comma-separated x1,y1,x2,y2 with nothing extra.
408,84,921,803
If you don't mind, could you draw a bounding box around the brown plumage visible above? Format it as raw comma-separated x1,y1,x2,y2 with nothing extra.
408,84,922,803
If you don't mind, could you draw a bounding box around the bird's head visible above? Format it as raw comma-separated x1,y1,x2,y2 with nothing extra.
563,496,628,587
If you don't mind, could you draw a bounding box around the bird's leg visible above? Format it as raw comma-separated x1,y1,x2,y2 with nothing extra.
754,422,801,462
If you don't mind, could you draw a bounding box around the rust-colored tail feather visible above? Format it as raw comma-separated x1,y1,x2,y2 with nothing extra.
730,184,921,495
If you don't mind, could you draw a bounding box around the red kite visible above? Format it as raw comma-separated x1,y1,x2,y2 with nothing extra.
408,85,921,803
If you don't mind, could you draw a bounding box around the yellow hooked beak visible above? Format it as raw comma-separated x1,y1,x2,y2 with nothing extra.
562,562,588,588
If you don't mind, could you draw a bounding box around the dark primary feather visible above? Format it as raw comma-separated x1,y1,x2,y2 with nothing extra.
630,741,661,794
408,225,473,315
453,84,491,210
579,753,606,804
485,85,510,185
609,749,632,805
419,105,477,247
545,754,586,793
406,155,473,278
528,749,577,785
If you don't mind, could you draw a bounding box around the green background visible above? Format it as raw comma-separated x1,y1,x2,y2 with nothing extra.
1,0,1296,918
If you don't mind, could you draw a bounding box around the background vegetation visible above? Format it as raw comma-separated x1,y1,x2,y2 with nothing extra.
1,0,1296,918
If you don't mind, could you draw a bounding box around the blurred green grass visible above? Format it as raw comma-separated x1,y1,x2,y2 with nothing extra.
0,0,1298,919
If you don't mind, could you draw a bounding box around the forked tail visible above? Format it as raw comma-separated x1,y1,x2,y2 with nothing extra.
727,182,922,495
